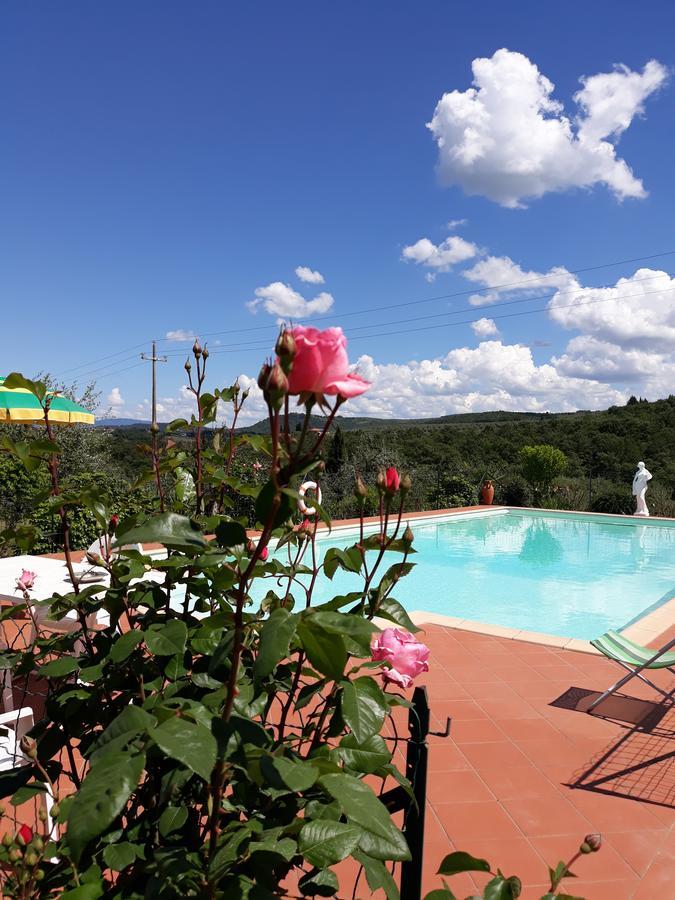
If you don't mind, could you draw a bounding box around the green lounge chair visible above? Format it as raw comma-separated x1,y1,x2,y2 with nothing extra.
587,630,675,713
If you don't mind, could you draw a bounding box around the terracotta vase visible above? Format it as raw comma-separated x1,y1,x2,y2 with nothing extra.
481,479,495,505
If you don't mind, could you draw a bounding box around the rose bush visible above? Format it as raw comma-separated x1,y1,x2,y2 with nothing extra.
0,335,600,899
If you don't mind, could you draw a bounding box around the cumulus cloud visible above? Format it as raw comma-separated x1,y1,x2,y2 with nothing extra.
471,317,499,337
553,335,675,399
427,49,667,207
342,342,625,419
401,235,480,276
295,266,325,284
165,329,196,342
462,254,574,305
248,282,334,318
548,267,675,350
106,387,124,410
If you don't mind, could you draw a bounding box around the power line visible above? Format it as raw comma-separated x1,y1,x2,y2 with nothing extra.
52,249,675,381
155,248,675,343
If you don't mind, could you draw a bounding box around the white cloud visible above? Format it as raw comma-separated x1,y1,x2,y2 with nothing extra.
553,335,675,399
427,49,667,207
165,329,196,342
343,342,624,419
247,282,334,318
462,255,575,305
295,266,325,284
548,267,675,350
401,235,480,274
106,387,124,410
446,218,467,229
471,317,499,337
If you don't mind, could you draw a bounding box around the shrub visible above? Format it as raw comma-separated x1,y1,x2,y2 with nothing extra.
591,485,634,515
520,444,567,500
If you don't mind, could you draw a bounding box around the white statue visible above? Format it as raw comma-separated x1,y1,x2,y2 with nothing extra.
632,461,652,517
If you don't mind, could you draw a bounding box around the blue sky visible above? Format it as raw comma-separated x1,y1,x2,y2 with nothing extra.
1,1,674,422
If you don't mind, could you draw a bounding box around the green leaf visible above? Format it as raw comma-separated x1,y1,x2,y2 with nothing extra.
319,773,410,861
255,608,297,679
339,733,391,773
40,656,79,677
158,805,188,836
423,891,457,900
66,751,145,862
255,479,293,529
102,840,141,871
340,677,387,743
60,887,104,900
114,512,206,551
4,372,47,401
152,715,216,781
11,783,46,806
270,756,318,792
373,596,420,632
310,610,378,655
483,874,522,900
214,520,248,549
298,867,339,898
323,546,363,579
297,620,347,681
375,562,415,600
299,820,362,868
91,705,155,759
353,849,400,900
109,630,143,663
145,620,188,656
437,851,492,876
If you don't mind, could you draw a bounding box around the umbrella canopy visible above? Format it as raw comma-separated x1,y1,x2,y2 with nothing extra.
0,377,95,425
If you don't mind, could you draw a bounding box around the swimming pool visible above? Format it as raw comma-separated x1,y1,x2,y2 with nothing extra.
284,510,675,640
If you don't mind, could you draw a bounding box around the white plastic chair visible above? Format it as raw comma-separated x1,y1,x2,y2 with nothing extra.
0,707,55,837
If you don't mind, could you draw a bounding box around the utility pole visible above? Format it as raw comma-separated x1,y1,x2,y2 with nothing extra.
141,341,168,509
141,341,168,430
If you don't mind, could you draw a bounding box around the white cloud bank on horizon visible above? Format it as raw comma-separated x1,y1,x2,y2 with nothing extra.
113,260,675,423
427,49,668,207
247,281,334,318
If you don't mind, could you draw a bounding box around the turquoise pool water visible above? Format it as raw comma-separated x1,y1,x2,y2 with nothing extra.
278,510,675,640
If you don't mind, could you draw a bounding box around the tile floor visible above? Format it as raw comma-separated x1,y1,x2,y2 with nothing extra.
359,624,675,899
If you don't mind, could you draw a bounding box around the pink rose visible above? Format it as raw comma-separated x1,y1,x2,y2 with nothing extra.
282,326,370,399
385,467,400,493
16,570,37,593
371,627,429,689
252,461,263,472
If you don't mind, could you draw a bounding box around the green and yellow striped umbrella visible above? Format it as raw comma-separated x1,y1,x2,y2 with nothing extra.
0,376,95,425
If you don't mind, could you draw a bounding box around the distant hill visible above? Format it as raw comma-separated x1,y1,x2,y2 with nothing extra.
97,417,151,428
234,408,591,434
98,410,577,433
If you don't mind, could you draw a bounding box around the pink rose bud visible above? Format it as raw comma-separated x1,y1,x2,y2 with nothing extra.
581,834,602,853
16,570,37,592
17,824,33,845
109,514,119,531
370,628,430,689
283,326,370,399
259,545,269,562
385,467,400,493
275,330,297,373
192,339,202,358
257,362,272,391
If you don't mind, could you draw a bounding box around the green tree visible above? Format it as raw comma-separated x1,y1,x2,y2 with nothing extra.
519,444,568,500
325,424,346,473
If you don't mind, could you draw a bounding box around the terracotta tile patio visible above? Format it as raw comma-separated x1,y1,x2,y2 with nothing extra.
383,624,675,899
